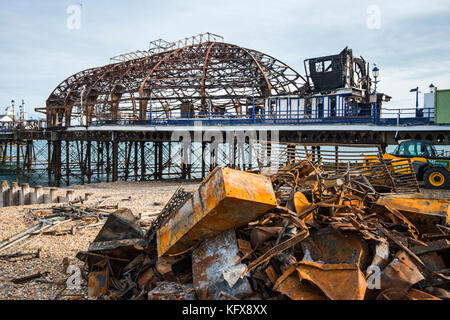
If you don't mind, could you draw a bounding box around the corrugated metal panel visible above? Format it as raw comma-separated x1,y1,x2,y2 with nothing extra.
157,167,277,257
435,89,450,124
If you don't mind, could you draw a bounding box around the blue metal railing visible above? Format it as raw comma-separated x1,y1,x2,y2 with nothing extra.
6,107,435,131
146,106,435,126
0,120,46,132
86,106,435,127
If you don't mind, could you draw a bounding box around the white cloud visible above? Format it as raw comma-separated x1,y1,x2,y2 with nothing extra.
0,0,449,116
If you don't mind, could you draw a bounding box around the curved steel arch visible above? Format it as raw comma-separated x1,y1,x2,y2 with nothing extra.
46,41,307,127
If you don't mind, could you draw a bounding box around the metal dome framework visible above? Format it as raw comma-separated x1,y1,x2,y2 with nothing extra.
46,40,307,127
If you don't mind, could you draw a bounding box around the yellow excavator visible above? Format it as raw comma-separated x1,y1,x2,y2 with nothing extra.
368,140,450,189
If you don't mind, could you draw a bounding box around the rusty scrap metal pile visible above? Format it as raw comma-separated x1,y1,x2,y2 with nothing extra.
79,156,450,300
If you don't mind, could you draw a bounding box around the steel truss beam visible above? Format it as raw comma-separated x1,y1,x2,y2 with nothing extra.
46,41,307,127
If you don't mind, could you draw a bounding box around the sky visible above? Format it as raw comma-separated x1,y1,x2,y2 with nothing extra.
0,0,449,119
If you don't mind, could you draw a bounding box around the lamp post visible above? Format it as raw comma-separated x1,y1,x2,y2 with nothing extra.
20,100,25,122
11,100,15,129
427,84,436,120
149,78,153,125
371,66,380,123
372,66,379,92
80,85,86,126
252,82,255,123
409,87,420,117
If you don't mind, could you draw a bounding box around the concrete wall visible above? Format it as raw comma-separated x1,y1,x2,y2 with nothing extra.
0,181,81,208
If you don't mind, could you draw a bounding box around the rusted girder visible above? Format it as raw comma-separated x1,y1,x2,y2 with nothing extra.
46,38,307,127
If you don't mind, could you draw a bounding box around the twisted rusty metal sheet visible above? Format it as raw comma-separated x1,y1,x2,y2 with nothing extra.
156,167,277,257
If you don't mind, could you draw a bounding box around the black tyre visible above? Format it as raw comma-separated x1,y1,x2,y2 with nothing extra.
423,167,450,189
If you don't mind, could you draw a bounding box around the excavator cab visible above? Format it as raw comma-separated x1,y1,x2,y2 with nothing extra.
390,140,437,159
385,140,450,189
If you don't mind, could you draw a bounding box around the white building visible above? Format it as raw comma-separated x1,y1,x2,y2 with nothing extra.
423,84,436,120
0,106,14,122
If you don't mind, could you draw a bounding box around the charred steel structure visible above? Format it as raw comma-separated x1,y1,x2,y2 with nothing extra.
305,47,369,93
45,33,307,128
303,47,392,118
1,33,448,188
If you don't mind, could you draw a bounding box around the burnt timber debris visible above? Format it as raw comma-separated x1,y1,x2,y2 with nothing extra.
0,204,113,255
304,47,391,118
77,156,450,300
